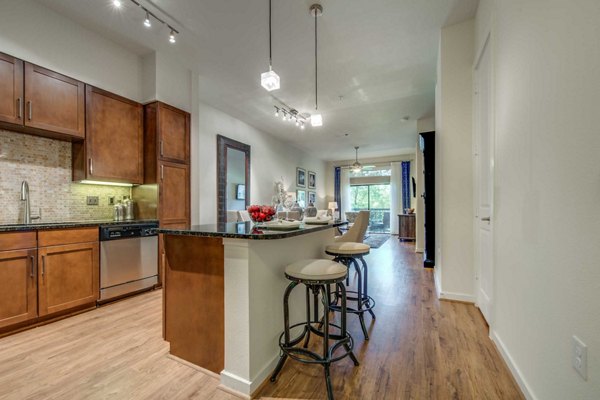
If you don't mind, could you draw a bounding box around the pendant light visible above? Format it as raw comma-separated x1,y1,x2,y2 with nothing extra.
310,4,323,127
261,0,280,91
351,146,363,173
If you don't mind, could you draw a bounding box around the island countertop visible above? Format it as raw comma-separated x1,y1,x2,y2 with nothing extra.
157,220,346,240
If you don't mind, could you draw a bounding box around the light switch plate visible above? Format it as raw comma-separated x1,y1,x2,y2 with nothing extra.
572,335,588,380
86,196,99,206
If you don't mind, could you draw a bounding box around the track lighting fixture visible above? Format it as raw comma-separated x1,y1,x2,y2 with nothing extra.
273,106,307,130
110,0,179,44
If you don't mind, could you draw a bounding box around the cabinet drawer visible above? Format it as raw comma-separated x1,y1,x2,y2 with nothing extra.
38,228,99,247
0,232,36,251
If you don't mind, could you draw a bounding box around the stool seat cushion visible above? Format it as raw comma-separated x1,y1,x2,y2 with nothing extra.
285,259,347,281
325,242,370,255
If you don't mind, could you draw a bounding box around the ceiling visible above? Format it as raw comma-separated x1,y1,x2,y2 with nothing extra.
36,0,478,161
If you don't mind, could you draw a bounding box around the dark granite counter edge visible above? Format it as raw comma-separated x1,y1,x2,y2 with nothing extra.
0,219,159,232
158,222,346,240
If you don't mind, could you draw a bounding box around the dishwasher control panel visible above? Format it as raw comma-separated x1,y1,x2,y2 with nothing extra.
100,223,158,241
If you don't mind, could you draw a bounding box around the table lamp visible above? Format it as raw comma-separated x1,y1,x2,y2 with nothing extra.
328,202,338,219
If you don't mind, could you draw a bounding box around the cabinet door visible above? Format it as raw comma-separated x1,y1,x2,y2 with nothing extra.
38,242,99,317
0,53,24,126
86,86,143,184
158,103,189,164
0,249,37,328
24,63,84,138
159,161,190,224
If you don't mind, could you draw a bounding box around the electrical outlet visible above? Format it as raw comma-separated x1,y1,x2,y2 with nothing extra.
86,196,99,206
108,196,115,206
572,335,588,380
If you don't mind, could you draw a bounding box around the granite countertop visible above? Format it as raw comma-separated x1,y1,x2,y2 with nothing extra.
158,220,347,240
0,219,159,232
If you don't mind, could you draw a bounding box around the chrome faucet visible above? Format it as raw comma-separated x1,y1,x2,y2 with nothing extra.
20,181,41,224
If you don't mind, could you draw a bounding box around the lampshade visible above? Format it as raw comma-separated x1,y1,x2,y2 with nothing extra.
328,202,338,210
261,68,280,91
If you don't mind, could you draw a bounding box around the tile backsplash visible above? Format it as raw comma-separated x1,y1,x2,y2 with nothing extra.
0,130,131,224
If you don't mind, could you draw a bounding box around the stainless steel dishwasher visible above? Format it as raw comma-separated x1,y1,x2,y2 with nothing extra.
99,222,158,302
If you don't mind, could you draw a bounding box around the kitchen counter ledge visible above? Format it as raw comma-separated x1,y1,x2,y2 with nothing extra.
0,219,159,232
158,220,346,240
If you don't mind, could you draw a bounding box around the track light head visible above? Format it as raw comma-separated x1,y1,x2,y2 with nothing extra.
144,12,151,27
169,30,176,43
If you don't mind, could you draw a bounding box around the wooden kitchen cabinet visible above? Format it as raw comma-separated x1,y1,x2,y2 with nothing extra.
37,242,99,317
145,101,190,164
37,228,99,317
73,85,143,184
0,52,24,126
0,55,84,139
23,63,85,138
159,161,190,225
0,232,38,330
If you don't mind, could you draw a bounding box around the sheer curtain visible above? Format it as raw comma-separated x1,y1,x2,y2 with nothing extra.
340,168,352,219
390,162,403,235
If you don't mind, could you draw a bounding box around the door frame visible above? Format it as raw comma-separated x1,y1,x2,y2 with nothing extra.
473,30,495,326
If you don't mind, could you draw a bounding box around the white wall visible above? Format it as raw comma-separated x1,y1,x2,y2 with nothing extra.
435,19,475,301
0,0,142,101
474,1,600,398
195,102,328,225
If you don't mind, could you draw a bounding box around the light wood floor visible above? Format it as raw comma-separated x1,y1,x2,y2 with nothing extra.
0,238,523,400
255,238,524,400
0,290,237,400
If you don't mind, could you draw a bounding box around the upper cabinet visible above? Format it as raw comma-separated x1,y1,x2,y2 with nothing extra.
145,101,190,166
0,52,85,140
73,86,143,184
23,63,85,138
0,53,24,126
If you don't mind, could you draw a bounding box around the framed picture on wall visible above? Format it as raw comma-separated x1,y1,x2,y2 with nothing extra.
236,184,245,200
308,171,316,189
296,189,306,208
296,167,306,187
308,191,316,205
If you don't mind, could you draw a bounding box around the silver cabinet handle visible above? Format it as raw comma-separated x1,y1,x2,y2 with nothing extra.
89,158,93,175
41,255,45,277
160,140,164,157
481,217,491,222
160,165,164,181
17,98,22,119
27,101,32,120
30,255,35,278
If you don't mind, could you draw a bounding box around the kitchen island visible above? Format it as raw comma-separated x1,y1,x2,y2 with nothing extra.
158,221,345,398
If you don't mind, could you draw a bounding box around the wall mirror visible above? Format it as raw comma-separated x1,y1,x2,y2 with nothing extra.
217,135,251,224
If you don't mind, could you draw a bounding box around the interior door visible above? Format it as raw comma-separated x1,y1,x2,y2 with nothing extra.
474,34,494,324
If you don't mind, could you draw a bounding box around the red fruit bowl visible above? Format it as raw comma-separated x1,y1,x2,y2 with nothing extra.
247,205,277,223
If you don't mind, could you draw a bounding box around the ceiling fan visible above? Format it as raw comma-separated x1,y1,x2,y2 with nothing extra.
341,146,375,172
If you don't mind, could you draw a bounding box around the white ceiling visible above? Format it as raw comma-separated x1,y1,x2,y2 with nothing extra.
36,0,478,161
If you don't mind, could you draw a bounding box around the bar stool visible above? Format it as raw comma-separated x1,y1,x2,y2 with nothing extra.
326,211,376,340
270,259,360,400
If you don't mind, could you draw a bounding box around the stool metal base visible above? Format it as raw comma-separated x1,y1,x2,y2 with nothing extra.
270,280,359,400
325,253,376,340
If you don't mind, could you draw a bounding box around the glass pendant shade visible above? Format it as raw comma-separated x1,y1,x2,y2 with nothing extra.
310,113,323,127
261,67,280,91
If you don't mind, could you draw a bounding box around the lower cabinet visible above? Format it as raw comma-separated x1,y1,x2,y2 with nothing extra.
0,228,99,333
0,248,37,329
38,241,99,317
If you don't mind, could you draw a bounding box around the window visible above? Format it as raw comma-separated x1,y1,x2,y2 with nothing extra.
350,184,391,233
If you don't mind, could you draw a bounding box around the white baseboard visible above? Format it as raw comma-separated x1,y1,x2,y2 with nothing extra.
220,355,279,397
490,330,537,400
438,291,475,303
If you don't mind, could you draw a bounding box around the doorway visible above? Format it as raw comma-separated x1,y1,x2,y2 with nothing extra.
350,183,391,233
473,33,494,325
